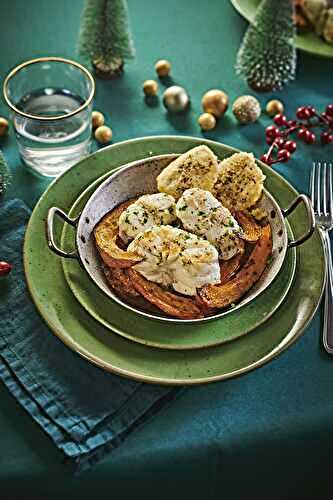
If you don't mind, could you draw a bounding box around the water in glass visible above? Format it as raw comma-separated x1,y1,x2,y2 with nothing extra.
14,87,92,177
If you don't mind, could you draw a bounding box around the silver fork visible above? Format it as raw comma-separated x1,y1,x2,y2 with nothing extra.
310,161,333,354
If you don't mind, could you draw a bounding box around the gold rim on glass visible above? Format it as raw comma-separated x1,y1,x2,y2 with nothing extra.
3,56,95,121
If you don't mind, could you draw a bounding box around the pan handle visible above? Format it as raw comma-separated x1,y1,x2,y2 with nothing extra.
46,207,80,259
282,194,315,248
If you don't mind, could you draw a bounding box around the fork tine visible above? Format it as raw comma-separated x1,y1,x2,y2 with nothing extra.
329,162,333,218
316,161,322,215
310,161,316,207
323,162,327,215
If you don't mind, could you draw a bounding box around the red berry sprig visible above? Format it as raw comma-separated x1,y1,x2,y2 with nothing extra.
261,104,333,166
0,261,12,276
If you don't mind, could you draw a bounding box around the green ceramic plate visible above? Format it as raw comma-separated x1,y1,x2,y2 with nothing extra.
231,0,333,58
24,136,325,385
61,173,296,350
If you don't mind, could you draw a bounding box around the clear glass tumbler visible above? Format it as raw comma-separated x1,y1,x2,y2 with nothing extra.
3,57,95,177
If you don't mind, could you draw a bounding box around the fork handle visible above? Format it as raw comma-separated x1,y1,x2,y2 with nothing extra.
322,231,333,354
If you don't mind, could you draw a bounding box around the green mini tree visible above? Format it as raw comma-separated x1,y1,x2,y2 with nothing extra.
236,0,296,92
0,150,11,196
78,0,135,79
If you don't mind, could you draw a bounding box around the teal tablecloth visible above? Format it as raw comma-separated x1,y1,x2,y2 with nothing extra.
1,1,333,498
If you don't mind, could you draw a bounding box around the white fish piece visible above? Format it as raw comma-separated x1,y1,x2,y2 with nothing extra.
118,192,176,242
127,225,220,296
176,188,242,260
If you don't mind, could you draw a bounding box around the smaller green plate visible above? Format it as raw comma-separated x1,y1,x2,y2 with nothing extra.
231,0,333,58
61,174,296,350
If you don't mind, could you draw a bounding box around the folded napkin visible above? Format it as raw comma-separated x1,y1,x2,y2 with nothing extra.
0,199,179,471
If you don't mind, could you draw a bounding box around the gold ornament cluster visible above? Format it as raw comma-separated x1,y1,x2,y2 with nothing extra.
91,111,112,144
141,58,285,133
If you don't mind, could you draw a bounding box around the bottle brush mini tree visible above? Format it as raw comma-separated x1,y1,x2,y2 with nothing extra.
78,0,135,79
236,0,296,92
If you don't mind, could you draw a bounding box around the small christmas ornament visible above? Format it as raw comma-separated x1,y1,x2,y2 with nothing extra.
92,111,105,129
155,59,171,77
0,261,12,277
0,117,9,137
201,89,228,118
163,86,189,113
95,125,113,144
235,0,296,91
198,113,216,131
143,79,159,96
261,103,333,166
266,99,284,117
232,95,261,124
78,0,135,79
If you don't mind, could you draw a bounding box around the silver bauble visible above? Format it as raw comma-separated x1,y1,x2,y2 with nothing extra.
162,86,189,113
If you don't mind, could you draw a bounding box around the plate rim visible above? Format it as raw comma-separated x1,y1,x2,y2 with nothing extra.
23,135,326,385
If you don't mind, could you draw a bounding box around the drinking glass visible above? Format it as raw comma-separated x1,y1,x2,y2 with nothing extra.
3,57,95,177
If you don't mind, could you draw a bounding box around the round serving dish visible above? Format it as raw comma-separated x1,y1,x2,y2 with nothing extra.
46,153,314,324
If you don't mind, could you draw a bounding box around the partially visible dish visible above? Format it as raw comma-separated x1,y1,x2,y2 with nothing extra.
295,0,333,45
94,146,273,320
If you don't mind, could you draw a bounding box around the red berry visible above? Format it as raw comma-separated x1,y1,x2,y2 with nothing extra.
0,261,12,276
277,149,291,162
305,131,316,144
274,113,288,126
321,131,333,144
266,125,280,139
326,104,333,117
305,106,316,117
260,154,272,165
275,137,285,148
284,140,297,153
287,119,297,127
266,136,274,145
297,127,307,139
321,112,329,121
296,107,307,119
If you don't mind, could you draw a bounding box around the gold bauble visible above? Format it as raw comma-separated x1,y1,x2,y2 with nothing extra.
198,113,216,131
92,111,105,129
201,89,228,118
232,95,261,124
143,79,159,96
0,117,9,136
155,59,171,77
266,99,284,117
94,125,113,144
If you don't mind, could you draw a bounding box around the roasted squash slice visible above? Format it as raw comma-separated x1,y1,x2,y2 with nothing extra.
103,265,160,313
94,199,142,268
199,224,272,309
235,210,262,243
127,268,203,319
219,249,244,285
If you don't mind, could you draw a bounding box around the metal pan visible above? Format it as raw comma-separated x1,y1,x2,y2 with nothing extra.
46,154,315,324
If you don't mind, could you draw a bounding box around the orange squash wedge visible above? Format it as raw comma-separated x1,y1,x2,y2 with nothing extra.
199,224,272,309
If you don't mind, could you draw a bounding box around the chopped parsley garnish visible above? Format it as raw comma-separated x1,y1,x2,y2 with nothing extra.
198,211,205,216
178,204,187,211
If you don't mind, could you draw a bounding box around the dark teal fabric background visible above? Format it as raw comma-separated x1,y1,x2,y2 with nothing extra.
1,1,333,498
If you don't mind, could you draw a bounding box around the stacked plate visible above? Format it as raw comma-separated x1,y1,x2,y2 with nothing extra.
24,137,325,385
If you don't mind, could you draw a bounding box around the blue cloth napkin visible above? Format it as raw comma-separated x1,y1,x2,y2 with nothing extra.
0,199,179,471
